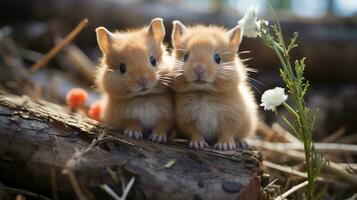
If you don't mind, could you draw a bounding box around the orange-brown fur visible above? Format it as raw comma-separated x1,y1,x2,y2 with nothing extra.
170,21,258,150
95,18,174,143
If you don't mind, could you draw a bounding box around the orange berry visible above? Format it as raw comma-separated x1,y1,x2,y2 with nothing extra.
66,88,88,109
88,101,102,121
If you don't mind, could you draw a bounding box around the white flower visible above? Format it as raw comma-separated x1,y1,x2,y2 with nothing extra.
260,87,288,111
238,6,260,38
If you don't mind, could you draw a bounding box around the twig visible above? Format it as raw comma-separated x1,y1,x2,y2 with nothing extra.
248,139,357,154
263,161,321,181
262,161,350,188
62,132,106,200
28,18,89,74
248,139,357,186
100,177,135,200
105,135,135,146
257,122,300,143
0,185,52,200
121,177,135,200
65,169,87,200
164,159,176,168
274,180,308,200
63,132,105,170
100,184,121,200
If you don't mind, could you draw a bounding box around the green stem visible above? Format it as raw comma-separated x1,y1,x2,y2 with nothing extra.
258,9,323,199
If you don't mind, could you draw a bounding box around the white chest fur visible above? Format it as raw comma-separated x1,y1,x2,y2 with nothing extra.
186,98,220,141
125,100,162,130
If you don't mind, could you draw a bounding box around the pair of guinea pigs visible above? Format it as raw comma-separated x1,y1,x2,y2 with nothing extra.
95,18,258,151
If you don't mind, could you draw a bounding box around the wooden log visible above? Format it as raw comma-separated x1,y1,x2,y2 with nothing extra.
0,92,264,200
1,0,356,83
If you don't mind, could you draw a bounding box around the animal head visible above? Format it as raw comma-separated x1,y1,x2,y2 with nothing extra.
96,18,168,99
171,21,245,92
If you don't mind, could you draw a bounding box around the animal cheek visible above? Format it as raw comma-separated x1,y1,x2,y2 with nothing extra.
184,67,195,80
148,75,158,86
126,78,137,89
205,66,217,79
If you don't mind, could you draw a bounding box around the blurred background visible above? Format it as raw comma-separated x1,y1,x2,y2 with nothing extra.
0,0,356,140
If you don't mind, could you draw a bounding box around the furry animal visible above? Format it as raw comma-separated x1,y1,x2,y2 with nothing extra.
95,18,174,143
170,21,258,150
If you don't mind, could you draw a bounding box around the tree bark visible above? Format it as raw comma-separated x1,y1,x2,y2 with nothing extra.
0,92,264,200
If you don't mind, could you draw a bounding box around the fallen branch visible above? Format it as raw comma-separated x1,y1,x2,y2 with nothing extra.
247,139,357,186
248,139,357,154
274,180,308,200
28,19,89,74
0,92,263,200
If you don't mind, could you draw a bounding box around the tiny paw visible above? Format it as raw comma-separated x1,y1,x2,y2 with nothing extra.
236,140,250,149
189,139,209,150
124,129,143,139
149,133,167,144
214,141,236,151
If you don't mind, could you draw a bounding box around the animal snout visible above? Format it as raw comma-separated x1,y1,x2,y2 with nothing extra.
193,65,205,78
137,76,149,88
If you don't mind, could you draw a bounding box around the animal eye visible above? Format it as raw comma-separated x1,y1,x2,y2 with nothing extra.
150,56,157,66
119,63,126,74
214,53,221,64
183,52,189,62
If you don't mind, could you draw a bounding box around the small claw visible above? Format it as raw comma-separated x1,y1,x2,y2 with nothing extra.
194,141,199,149
127,131,133,138
158,135,167,143
237,140,250,149
189,141,194,149
189,139,208,150
149,133,167,144
213,143,220,150
134,131,143,139
223,143,227,150
124,129,142,139
214,142,236,151
228,143,236,150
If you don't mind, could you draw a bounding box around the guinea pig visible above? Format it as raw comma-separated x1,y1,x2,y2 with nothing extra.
95,18,174,143
170,21,258,150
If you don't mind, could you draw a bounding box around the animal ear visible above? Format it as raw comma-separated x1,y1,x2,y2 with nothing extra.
95,27,114,54
147,18,165,44
171,20,187,48
227,25,242,51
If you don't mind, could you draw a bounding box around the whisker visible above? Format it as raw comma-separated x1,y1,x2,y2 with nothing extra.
238,50,251,55
247,77,266,87
241,57,253,62
246,68,259,73
248,82,261,94
175,48,187,52
103,68,115,72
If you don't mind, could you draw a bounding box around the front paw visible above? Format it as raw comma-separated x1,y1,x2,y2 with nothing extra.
189,138,209,150
214,141,237,151
149,133,167,144
236,140,250,149
124,129,143,139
